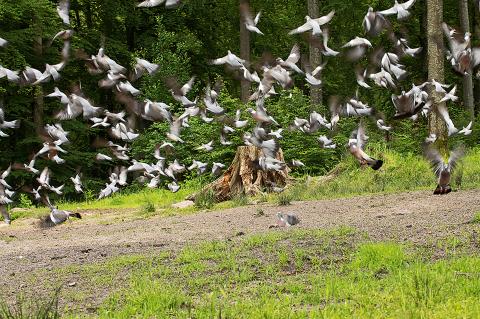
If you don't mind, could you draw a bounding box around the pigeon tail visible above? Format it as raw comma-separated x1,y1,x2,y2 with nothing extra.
70,212,82,219
368,159,383,170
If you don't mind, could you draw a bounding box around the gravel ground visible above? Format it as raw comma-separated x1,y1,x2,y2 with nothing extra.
0,189,479,311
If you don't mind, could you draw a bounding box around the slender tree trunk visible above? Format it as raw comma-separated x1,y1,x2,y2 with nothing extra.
72,0,82,31
239,0,251,103
33,16,43,132
473,1,480,109
85,2,93,29
307,0,323,108
426,0,448,152
459,0,475,119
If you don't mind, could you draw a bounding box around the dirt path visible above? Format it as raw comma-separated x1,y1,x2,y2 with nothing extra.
1,190,480,301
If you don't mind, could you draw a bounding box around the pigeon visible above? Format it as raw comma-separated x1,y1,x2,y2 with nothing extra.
431,79,450,93
96,153,113,161
363,7,389,36
40,196,81,227
70,174,83,193
131,58,160,81
196,141,214,152
376,119,392,131
356,67,371,88
188,160,208,175
0,37,7,48
168,181,180,193
211,51,246,69
57,0,70,25
424,144,465,195
211,162,225,176
391,91,421,119
166,118,184,143
0,202,10,225
241,3,263,35
52,29,74,42
318,135,336,149
137,0,180,8
459,121,473,135
276,212,300,227
437,103,458,136
290,160,305,167
349,124,383,170
439,85,458,103
277,44,303,74
288,11,335,36
379,0,416,20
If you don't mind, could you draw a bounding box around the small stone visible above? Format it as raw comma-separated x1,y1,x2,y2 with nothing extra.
67,281,76,287
172,200,195,209
235,231,245,237
406,224,412,228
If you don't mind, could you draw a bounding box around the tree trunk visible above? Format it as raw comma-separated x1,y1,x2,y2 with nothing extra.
239,0,251,103
192,146,289,202
426,0,448,152
85,2,93,29
33,16,43,132
307,0,323,108
72,0,82,31
473,2,480,107
459,0,475,119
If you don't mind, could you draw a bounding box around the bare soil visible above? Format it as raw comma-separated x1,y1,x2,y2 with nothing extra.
1,189,480,311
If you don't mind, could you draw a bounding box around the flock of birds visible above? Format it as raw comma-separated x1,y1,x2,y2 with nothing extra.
0,0,475,226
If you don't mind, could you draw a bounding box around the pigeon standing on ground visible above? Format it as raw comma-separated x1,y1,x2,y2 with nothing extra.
424,144,465,195
276,212,300,227
40,196,81,228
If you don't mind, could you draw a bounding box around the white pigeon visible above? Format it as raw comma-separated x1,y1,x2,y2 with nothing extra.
379,0,416,20
459,121,473,135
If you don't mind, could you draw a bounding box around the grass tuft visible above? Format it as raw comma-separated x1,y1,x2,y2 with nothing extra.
276,192,292,206
471,212,480,224
0,288,60,319
194,189,216,209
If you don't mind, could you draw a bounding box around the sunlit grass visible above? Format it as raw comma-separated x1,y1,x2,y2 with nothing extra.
265,145,480,203
30,227,478,318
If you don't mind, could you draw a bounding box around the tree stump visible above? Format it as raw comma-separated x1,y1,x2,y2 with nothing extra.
191,146,289,202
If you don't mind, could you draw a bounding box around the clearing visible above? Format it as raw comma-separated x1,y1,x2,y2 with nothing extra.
1,189,480,317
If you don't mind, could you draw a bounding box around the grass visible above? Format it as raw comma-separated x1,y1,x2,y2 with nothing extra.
0,288,60,319
3,227,462,318
261,146,480,204
471,212,480,224
3,226,480,318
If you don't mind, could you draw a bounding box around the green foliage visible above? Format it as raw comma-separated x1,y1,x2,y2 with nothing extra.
194,189,216,209
0,0,479,205
0,288,60,319
17,193,33,209
471,212,480,224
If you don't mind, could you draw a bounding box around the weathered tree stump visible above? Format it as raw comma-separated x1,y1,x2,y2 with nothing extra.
190,146,289,202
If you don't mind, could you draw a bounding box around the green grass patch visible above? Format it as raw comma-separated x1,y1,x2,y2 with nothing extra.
266,146,480,203
42,227,479,318
6,227,480,318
